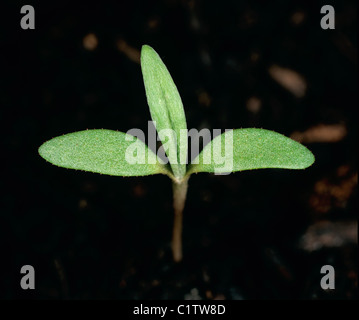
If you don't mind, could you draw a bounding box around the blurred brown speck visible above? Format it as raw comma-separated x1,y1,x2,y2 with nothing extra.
117,39,140,64
337,164,351,177
250,51,260,63
239,10,258,29
269,65,306,97
119,279,127,288
83,33,98,51
332,31,357,65
152,279,160,287
246,96,262,114
200,189,212,202
291,11,306,26
205,290,213,299
299,220,357,252
148,16,160,30
78,199,88,209
309,166,357,214
198,90,212,107
347,270,357,287
83,181,97,193
291,123,347,143
133,183,147,198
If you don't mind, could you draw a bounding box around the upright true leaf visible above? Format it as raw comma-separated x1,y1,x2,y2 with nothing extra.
141,45,187,179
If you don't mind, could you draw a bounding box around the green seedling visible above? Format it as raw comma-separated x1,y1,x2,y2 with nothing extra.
39,45,315,262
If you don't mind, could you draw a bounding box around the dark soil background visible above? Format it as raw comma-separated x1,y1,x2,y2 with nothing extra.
1,0,357,299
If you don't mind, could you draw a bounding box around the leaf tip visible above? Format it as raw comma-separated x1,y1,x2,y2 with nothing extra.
299,146,316,169
38,141,48,160
141,44,154,59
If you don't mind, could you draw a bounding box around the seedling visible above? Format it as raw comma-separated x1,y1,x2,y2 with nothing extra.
39,45,315,262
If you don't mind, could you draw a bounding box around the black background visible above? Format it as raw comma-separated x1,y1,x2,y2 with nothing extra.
1,0,357,299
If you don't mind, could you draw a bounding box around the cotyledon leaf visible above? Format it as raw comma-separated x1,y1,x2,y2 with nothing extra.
187,128,315,175
141,45,187,179
38,129,170,177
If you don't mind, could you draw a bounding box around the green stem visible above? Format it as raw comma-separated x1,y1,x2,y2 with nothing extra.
171,177,189,262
